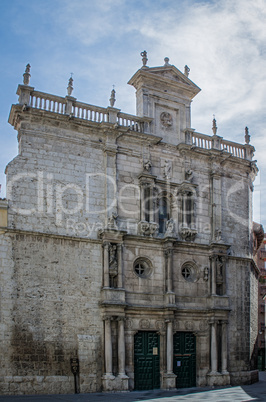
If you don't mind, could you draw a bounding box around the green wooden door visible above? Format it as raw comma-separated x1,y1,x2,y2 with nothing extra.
173,332,196,388
134,331,160,390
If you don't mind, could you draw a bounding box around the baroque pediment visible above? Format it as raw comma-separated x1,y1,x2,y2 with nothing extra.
128,64,201,99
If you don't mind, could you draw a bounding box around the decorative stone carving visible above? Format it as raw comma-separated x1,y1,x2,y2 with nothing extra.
160,112,173,128
204,266,209,281
184,65,190,77
199,320,208,331
179,225,197,241
143,159,152,173
216,256,224,285
23,63,31,85
173,321,179,331
109,244,118,277
245,126,250,144
140,50,148,67
185,169,193,182
109,88,116,107
164,219,175,237
214,228,223,243
155,320,166,331
163,159,172,180
164,57,170,66
67,76,73,96
107,213,118,230
212,116,218,135
138,221,158,237
140,319,150,329
185,321,194,331
125,319,133,330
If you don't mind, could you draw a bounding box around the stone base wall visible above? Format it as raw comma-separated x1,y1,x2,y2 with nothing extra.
230,370,259,385
0,376,73,395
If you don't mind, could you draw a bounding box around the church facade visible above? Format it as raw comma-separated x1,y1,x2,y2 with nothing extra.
0,53,259,394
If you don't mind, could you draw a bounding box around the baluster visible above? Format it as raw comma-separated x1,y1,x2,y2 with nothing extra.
85,109,88,120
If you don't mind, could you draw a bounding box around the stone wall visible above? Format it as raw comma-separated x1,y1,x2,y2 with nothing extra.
0,233,103,394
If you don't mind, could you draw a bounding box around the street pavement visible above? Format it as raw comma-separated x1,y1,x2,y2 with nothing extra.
0,372,266,402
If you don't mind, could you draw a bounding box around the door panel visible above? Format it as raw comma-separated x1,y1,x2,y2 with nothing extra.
134,331,160,390
173,332,196,388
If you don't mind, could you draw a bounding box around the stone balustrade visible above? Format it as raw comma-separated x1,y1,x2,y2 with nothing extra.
20,85,253,159
72,101,109,122
189,131,250,160
30,91,66,114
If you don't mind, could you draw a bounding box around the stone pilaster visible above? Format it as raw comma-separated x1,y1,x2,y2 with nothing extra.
117,318,128,383
210,256,217,295
211,172,222,242
162,319,176,389
221,320,229,374
210,319,218,374
103,316,114,378
103,242,110,288
117,244,123,289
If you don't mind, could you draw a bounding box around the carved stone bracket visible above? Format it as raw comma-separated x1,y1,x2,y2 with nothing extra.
138,220,158,237
179,225,197,241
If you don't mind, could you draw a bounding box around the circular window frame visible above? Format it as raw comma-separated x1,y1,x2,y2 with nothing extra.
181,262,198,283
133,257,152,279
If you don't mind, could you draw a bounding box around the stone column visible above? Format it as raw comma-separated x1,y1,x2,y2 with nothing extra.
103,242,110,288
104,317,114,377
140,185,145,221
118,318,126,377
104,144,118,218
211,172,222,241
210,320,218,373
148,185,154,223
165,249,173,293
182,193,187,227
166,320,174,374
210,256,216,295
117,244,123,288
221,320,228,374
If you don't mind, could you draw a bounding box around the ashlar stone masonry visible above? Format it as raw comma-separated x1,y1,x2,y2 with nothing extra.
0,53,259,395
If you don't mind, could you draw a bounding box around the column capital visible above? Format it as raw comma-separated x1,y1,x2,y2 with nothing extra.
209,318,218,325
165,318,174,324
220,319,229,325
117,316,126,322
103,315,114,321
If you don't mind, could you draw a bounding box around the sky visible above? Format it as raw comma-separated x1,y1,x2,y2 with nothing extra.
0,0,265,227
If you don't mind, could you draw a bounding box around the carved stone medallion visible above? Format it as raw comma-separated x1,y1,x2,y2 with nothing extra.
160,112,173,128
140,319,150,329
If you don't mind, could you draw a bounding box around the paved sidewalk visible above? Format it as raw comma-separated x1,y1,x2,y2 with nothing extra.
0,372,266,402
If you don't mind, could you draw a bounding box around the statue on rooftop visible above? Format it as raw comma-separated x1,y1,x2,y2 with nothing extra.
164,57,170,66
140,51,148,67
109,88,116,107
245,127,250,144
184,65,190,77
67,76,74,96
23,64,31,85
212,116,218,136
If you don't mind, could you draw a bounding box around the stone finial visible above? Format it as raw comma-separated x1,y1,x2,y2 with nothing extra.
67,76,74,96
184,65,190,77
164,57,170,67
245,126,250,144
23,63,31,85
140,50,148,67
212,115,217,135
109,88,116,107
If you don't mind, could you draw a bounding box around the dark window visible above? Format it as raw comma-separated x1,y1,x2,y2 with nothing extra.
159,197,169,233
